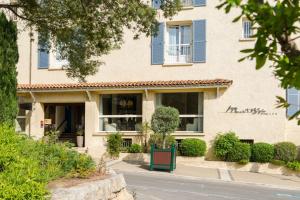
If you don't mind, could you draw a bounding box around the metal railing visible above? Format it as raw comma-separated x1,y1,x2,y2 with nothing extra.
166,44,192,64
243,21,253,38
181,0,193,7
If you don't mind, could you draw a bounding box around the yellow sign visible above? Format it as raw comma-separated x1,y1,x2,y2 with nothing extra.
44,119,52,125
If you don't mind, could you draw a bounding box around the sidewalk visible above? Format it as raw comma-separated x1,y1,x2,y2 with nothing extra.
110,161,300,191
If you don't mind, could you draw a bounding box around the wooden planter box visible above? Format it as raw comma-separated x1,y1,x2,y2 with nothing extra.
150,144,176,172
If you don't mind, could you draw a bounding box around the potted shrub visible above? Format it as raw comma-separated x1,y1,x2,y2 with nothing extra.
76,126,84,147
150,106,180,172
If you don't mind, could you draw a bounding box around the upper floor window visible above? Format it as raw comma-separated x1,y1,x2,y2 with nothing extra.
151,20,206,65
166,25,192,64
242,18,253,39
181,0,193,7
287,88,300,117
152,0,206,9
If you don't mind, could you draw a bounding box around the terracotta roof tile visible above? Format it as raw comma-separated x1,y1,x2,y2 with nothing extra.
17,79,233,91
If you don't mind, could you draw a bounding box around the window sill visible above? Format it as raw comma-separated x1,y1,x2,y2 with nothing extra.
181,6,194,10
163,63,193,67
93,131,141,136
172,131,204,136
239,38,255,42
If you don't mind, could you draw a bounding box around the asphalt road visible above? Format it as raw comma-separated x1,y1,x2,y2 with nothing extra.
120,171,300,200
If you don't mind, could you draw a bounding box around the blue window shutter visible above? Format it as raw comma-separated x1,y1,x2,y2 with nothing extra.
193,0,206,7
38,35,49,69
287,88,299,117
152,0,161,9
193,20,206,63
151,23,164,65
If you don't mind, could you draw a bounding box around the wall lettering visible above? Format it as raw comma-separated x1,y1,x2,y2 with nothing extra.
225,105,277,115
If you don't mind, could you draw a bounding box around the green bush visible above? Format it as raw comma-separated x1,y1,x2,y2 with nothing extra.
0,125,95,200
213,132,240,161
148,133,176,150
251,143,274,163
107,132,123,158
274,142,297,162
180,138,206,157
286,161,300,171
151,106,180,148
227,142,251,162
128,144,142,153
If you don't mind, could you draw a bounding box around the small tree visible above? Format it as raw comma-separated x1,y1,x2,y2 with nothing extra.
151,106,180,149
107,132,123,158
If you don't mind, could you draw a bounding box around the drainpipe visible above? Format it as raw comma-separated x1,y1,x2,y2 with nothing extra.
28,28,33,137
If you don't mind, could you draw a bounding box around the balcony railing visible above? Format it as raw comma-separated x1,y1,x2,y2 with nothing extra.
165,44,192,64
181,0,193,7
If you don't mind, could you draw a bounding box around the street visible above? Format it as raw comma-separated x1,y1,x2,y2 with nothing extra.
120,171,300,200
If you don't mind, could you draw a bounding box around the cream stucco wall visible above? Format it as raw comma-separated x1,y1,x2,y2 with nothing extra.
14,1,300,159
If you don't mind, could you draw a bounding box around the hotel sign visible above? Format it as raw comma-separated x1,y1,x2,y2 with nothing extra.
225,105,277,115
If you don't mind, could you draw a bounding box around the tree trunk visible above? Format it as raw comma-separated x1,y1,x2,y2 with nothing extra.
162,135,166,149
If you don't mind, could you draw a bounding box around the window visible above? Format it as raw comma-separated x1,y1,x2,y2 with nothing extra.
99,94,142,131
38,34,49,69
54,44,69,68
166,25,192,64
122,139,133,148
287,88,300,117
242,18,253,39
156,93,204,132
181,0,193,7
16,105,28,132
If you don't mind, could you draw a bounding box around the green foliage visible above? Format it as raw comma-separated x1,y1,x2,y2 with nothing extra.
251,143,274,163
9,1,180,81
148,133,176,150
213,132,240,161
271,159,286,166
0,13,18,126
0,125,95,200
179,138,206,157
227,142,251,163
286,161,300,171
107,132,123,158
128,144,142,153
238,159,249,165
274,142,297,162
151,106,180,148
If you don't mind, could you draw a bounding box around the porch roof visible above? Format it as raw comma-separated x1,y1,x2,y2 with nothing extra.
17,79,233,92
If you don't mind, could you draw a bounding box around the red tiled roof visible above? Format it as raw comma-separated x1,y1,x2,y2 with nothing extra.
17,79,233,91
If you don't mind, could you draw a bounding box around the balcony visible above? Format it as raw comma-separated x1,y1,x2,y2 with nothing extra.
165,44,192,64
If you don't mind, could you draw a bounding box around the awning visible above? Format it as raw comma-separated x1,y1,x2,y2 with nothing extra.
17,79,233,92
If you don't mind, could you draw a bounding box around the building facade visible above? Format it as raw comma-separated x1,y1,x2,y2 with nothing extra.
14,0,300,159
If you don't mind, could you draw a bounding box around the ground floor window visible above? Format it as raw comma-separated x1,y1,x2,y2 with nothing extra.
99,94,142,131
16,103,31,132
156,92,204,132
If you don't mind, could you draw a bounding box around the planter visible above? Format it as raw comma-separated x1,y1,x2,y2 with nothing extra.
76,136,84,147
150,144,176,172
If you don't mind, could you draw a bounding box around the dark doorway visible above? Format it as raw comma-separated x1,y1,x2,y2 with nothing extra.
44,103,85,146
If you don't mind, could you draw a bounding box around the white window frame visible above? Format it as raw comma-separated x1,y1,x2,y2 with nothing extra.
242,18,253,39
287,88,300,117
165,23,193,64
156,92,204,133
99,94,143,132
16,110,26,133
181,0,193,7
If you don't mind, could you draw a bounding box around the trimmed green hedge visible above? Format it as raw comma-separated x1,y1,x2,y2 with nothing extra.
286,161,300,171
274,142,297,162
251,143,274,163
128,144,142,153
0,125,95,200
107,132,123,158
213,132,240,161
227,142,251,163
180,139,206,157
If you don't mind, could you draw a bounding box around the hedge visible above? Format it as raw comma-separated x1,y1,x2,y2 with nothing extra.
180,139,206,157
128,144,142,153
227,142,251,163
213,132,240,161
274,142,297,162
251,143,274,163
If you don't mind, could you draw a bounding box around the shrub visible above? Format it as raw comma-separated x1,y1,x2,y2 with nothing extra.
151,106,180,148
148,133,176,150
286,161,300,171
227,142,251,162
251,143,274,163
274,142,297,162
107,132,123,158
0,125,95,200
180,139,206,157
213,132,240,161
128,144,142,153
238,159,249,165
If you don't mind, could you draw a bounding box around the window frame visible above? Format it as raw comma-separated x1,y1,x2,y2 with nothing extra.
287,88,300,118
242,18,253,39
165,23,193,64
156,92,204,133
99,94,143,132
